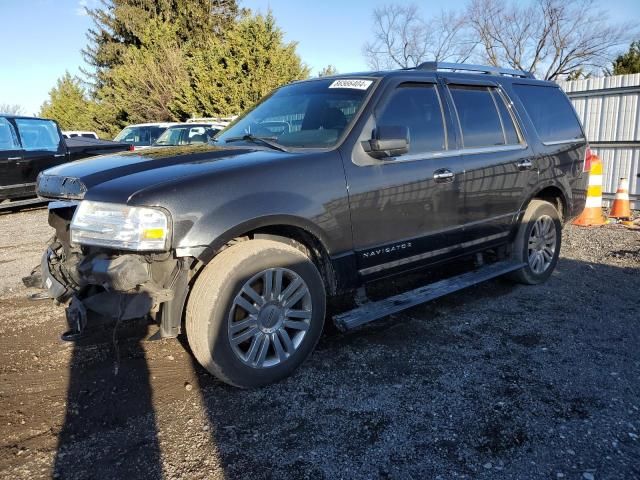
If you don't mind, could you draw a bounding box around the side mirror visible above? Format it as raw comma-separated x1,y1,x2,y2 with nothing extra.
363,125,409,159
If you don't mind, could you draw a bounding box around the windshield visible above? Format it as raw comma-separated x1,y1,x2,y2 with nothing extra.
216,78,374,149
154,125,219,146
114,126,166,146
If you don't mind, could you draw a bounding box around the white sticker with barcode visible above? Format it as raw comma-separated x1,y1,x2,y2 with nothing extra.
329,79,373,90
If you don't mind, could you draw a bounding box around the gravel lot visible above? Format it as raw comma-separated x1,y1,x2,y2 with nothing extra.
0,207,639,480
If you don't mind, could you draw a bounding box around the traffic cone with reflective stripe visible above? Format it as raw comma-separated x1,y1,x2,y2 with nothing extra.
573,156,607,226
608,177,631,220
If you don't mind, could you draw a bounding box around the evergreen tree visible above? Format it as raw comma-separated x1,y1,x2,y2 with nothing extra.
83,0,239,86
39,73,96,131
178,11,310,117
318,65,338,77
613,41,640,75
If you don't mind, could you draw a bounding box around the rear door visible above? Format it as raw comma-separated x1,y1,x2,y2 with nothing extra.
13,118,67,184
0,117,24,196
442,78,538,244
344,78,467,278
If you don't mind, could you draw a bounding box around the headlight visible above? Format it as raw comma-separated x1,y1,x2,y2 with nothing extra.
71,201,170,251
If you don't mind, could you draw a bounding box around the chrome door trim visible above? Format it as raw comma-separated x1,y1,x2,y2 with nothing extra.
358,231,511,275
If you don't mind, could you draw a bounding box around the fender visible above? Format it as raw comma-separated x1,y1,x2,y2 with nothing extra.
176,213,339,265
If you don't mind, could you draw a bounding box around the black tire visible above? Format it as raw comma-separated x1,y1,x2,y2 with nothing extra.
507,199,562,285
186,239,326,388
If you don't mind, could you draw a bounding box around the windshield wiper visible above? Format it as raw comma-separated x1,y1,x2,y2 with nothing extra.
223,134,289,152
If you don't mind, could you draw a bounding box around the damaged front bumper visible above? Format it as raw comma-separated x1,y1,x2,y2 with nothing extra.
40,202,191,340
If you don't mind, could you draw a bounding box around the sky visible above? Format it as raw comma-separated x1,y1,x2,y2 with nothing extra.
0,0,639,115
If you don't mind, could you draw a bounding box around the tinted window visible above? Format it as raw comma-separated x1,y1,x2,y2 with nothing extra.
493,91,520,145
449,86,506,148
376,84,446,154
216,79,370,148
114,126,166,146
14,118,60,151
513,84,583,143
0,118,20,150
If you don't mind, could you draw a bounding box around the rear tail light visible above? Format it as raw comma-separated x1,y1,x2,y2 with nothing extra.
129,144,135,151
583,146,594,172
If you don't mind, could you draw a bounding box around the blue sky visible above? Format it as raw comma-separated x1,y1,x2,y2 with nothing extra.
0,0,638,115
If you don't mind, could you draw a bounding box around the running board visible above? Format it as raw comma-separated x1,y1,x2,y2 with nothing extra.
333,260,526,331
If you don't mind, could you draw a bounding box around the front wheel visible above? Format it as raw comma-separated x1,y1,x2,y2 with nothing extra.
186,239,326,388
507,199,562,285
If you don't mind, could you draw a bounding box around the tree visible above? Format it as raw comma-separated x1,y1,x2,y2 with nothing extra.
318,65,338,77
39,73,96,131
97,20,190,130
612,41,640,75
363,0,633,79
177,11,310,118
82,0,240,87
465,0,633,79
0,104,24,115
362,4,475,70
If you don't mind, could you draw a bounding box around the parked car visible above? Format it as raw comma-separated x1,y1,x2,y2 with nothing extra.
62,131,99,139
113,122,181,149
35,62,588,387
152,123,221,147
0,115,130,209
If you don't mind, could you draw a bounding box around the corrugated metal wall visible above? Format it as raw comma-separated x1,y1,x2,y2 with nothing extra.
557,74,640,208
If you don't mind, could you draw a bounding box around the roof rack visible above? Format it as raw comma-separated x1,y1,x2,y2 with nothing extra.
415,62,535,79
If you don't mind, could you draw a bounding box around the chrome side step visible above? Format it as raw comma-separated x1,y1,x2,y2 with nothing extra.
333,261,526,331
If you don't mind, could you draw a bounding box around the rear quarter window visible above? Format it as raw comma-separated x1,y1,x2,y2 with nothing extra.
513,84,584,144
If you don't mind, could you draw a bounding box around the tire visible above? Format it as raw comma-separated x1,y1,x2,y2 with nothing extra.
186,239,326,388
507,199,562,285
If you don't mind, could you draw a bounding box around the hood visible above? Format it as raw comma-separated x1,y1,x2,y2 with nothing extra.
37,144,273,202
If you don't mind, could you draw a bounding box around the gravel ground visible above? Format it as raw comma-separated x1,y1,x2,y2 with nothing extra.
0,207,639,480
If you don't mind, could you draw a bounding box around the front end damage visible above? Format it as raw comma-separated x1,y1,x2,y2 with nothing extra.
40,202,191,340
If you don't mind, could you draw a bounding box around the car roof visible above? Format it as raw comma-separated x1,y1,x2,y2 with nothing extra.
1,114,58,121
124,122,182,128
294,65,557,87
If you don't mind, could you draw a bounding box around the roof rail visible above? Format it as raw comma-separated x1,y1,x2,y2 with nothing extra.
415,62,535,79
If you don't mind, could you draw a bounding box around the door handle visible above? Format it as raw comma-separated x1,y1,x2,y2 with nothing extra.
53,154,65,158
516,159,533,170
433,169,454,183
7,157,21,161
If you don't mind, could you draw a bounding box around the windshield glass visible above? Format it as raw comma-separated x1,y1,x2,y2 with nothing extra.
114,126,166,146
216,78,374,149
154,125,219,146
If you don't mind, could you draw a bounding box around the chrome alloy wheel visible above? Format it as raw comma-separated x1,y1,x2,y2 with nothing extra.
227,268,313,368
527,215,557,275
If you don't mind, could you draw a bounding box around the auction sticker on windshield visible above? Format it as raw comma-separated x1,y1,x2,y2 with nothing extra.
329,79,373,90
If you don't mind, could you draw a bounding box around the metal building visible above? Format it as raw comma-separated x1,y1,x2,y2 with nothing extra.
557,74,640,208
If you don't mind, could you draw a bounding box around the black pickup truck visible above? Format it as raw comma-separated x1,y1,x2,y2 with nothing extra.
0,115,130,209
35,62,588,388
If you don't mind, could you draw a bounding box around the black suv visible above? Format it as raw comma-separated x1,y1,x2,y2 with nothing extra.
36,62,588,388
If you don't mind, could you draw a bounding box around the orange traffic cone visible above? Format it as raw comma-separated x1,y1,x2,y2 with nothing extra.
573,156,607,226
608,177,631,220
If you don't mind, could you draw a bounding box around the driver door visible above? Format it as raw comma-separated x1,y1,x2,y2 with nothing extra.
343,79,467,278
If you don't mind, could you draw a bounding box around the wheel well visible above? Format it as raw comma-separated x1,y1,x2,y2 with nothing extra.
203,225,337,295
533,186,567,221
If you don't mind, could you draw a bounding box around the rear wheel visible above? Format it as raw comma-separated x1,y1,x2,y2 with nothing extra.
186,239,325,388
507,199,562,285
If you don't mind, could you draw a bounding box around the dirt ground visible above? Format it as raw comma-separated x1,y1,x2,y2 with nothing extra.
0,207,639,480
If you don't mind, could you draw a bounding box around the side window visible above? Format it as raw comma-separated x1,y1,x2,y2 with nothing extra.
492,91,521,145
449,85,521,148
513,84,584,143
0,118,20,151
376,83,446,154
14,119,60,152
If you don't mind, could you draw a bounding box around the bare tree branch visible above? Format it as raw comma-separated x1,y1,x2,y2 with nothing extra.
363,3,476,70
466,0,635,79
